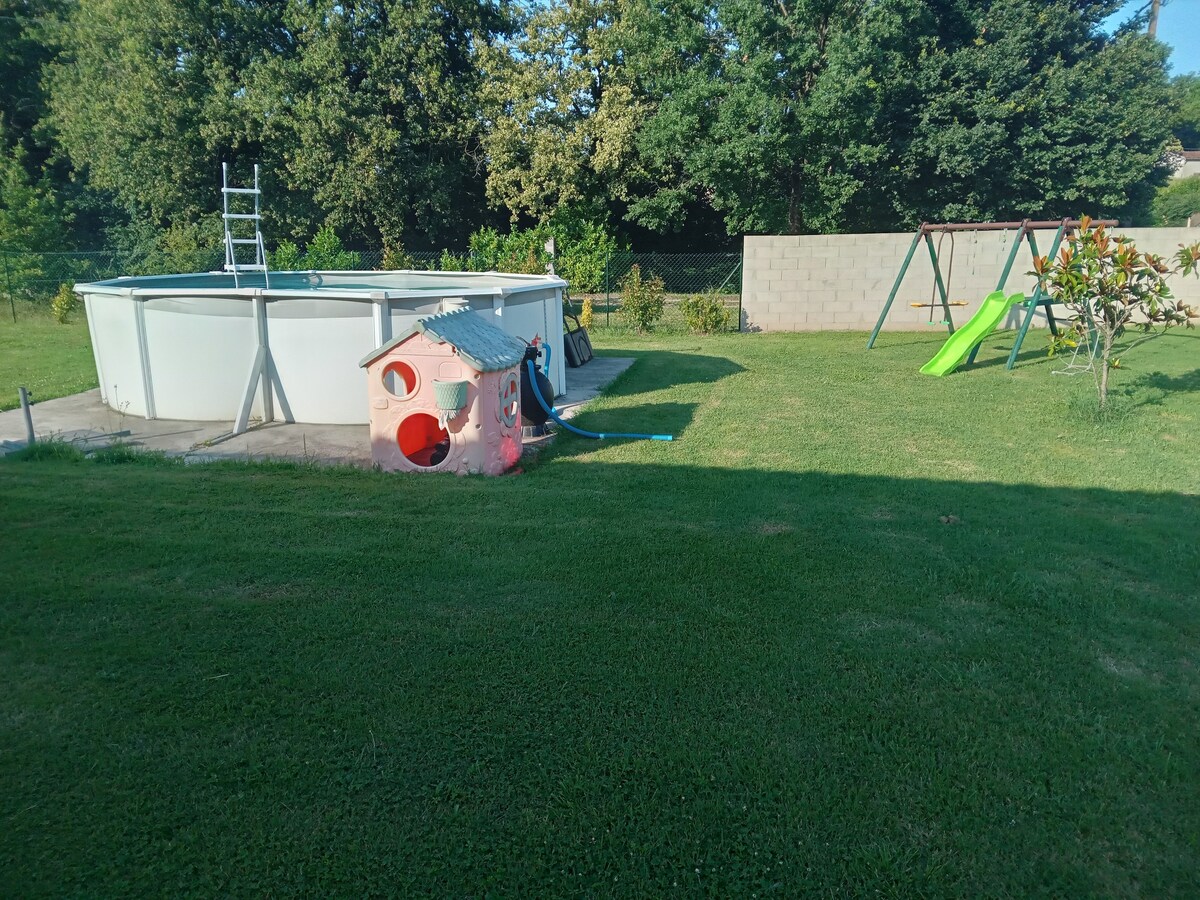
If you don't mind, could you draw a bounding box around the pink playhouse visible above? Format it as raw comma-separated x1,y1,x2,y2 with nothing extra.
359,309,527,475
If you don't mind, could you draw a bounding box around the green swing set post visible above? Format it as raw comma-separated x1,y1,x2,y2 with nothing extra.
924,231,956,332
998,226,1065,370
964,220,1067,368
866,226,924,349
868,218,1118,364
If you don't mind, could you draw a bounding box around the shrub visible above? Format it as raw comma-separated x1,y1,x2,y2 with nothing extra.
270,240,303,270
50,284,77,324
1152,175,1200,226
469,226,549,274
680,289,733,333
557,221,619,293
579,297,594,330
302,226,360,270
618,264,665,332
438,249,470,271
272,226,360,270
382,243,416,270
464,220,622,289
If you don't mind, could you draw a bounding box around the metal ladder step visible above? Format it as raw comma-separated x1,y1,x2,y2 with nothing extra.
222,162,269,290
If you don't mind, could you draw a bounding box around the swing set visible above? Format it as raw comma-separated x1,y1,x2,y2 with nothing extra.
866,218,1117,371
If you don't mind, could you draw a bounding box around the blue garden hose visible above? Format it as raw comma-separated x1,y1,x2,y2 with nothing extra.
525,360,673,441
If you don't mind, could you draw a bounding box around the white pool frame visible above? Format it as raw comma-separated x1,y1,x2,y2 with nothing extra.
75,269,568,430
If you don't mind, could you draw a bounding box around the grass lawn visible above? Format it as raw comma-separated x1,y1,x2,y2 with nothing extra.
1,328,1198,895
0,309,97,411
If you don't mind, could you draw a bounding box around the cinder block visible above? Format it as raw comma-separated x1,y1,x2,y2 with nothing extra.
833,310,868,324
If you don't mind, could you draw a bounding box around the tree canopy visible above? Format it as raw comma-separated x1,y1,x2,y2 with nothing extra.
0,0,1190,252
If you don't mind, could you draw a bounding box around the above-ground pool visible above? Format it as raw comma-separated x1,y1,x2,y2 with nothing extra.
75,270,567,428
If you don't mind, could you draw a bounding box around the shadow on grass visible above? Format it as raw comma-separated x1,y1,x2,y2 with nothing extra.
1104,367,1200,411
594,349,745,394
961,339,1055,371
1134,367,1200,395
0,456,1197,894
4,331,1200,890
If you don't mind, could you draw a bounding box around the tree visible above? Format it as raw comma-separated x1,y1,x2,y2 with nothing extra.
0,144,67,252
481,0,641,225
46,0,506,248
0,141,70,300
1152,175,1200,226
241,0,507,247
1036,219,1199,410
622,0,1175,235
625,0,887,234
0,0,65,161
1168,74,1200,149
870,1,1173,229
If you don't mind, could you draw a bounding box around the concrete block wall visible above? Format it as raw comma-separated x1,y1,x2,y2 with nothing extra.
742,228,1200,332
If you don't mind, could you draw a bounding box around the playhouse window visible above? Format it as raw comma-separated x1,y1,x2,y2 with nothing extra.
397,413,449,468
382,360,418,399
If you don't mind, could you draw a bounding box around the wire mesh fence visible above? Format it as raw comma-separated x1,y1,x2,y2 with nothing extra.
2,248,743,331
583,252,742,331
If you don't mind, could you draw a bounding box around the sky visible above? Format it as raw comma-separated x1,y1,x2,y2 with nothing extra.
1106,0,1200,74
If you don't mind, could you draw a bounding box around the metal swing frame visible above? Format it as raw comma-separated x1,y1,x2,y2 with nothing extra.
866,218,1117,371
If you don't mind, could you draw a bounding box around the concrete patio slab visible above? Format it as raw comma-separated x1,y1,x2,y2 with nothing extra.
0,357,634,466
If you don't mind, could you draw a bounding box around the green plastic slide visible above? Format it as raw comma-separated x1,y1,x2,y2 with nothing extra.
919,291,1025,377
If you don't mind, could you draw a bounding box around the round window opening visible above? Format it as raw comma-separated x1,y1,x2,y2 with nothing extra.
397,412,450,468
382,360,418,398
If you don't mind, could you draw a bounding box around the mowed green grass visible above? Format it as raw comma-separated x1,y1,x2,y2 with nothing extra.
0,311,96,411
1,328,1198,895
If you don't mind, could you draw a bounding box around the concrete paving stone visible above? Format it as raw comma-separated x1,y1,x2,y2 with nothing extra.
0,358,636,466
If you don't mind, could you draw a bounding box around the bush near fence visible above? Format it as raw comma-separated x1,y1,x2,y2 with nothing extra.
1,249,742,332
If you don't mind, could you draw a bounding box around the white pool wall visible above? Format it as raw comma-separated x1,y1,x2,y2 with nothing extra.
77,270,568,426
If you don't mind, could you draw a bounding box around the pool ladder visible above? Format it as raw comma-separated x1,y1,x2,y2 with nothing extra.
222,163,270,288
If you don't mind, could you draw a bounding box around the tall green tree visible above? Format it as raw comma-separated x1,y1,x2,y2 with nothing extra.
1168,74,1200,149
625,0,887,234
869,0,1172,229
0,0,65,161
0,142,67,251
46,0,507,248
617,0,1174,234
480,0,642,225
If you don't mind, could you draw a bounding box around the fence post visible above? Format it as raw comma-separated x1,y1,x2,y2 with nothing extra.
737,256,744,332
3,252,14,323
604,249,610,327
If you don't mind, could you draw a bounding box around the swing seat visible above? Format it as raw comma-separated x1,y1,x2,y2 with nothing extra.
908,301,969,309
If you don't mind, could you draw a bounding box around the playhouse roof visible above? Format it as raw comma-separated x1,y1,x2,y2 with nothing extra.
358,308,527,373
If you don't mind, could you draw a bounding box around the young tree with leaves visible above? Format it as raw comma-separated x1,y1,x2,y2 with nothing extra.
1036,218,1199,410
